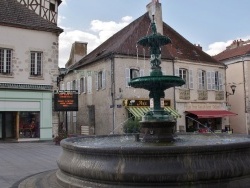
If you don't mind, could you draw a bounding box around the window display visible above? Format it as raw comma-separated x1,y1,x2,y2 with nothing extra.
19,112,40,138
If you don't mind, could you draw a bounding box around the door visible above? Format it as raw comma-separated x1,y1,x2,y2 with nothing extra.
0,112,16,139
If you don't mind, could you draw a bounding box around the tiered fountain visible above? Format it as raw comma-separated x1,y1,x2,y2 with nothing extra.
55,18,250,188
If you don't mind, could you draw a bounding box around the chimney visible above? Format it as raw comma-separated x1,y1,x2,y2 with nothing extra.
146,0,163,35
65,42,88,68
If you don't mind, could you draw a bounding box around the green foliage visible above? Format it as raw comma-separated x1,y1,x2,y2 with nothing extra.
123,119,140,133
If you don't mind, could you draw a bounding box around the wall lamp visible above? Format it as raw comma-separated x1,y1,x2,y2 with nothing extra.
226,84,236,97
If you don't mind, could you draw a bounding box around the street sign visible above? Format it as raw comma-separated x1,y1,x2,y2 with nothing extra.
54,90,78,111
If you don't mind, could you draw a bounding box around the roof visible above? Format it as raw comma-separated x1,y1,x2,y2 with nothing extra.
214,43,250,61
0,0,63,34
73,13,222,70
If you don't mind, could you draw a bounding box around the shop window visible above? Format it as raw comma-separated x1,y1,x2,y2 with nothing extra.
19,112,40,138
0,48,12,74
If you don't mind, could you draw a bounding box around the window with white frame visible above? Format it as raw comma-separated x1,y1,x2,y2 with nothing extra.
125,68,144,87
179,68,188,88
0,48,12,74
96,70,106,90
175,68,193,89
80,77,86,93
30,51,42,76
198,70,206,90
207,71,223,91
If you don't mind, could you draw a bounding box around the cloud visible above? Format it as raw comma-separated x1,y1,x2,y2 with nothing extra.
58,16,133,67
205,35,250,56
205,40,233,56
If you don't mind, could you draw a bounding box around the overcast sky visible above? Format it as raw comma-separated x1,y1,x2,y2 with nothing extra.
58,0,250,67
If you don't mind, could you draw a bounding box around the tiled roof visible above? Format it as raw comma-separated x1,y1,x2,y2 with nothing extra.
214,44,250,61
73,13,222,69
0,0,63,33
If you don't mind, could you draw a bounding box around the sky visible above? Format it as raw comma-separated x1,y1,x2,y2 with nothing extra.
58,0,250,67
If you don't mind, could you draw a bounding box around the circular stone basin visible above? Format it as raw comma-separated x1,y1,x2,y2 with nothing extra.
129,75,185,90
56,133,250,187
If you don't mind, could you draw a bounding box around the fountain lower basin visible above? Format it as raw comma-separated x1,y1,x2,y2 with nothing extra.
56,133,250,187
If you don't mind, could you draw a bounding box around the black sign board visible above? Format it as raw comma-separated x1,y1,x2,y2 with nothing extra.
123,99,171,107
54,90,78,111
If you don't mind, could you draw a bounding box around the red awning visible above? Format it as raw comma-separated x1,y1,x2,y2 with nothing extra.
185,110,237,118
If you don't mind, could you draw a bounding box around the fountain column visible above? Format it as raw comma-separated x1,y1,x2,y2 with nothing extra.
129,18,185,142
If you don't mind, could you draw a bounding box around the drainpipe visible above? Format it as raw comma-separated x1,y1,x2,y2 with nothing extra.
172,59,176,109
111,54,115,134
242,57,247,113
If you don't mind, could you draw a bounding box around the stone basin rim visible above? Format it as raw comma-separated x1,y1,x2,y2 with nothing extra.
60,134,250,155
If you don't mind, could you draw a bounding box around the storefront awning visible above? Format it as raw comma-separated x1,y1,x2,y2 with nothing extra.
126,107,181,119
185,110,237,118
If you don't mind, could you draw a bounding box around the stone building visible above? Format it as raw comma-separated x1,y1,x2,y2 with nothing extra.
0,0,63,141
214,39,250,134
60,1,236,135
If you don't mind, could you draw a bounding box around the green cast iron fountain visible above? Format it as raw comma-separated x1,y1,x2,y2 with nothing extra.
129,16,185,142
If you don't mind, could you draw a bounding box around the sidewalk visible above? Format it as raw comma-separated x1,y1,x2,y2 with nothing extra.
0,141,62,188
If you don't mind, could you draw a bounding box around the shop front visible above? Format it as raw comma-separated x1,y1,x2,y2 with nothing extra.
123,99,181,120
0,85,53,141
185,110,237,133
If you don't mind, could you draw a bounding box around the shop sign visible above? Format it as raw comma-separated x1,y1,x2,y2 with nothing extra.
54,90,78,111
123,99,171,107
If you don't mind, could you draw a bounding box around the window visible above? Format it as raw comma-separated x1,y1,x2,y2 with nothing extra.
96,70,106,90
72,80,76,90
30,52,42,76
179,68,188,88
175,68,193,89
125,68,144,87
0,48,12,74
49,3,55,11
198,70,206,90
80,77,86,93
207,71,223,91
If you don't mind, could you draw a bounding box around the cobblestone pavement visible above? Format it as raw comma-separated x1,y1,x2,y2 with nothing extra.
0,141,62,188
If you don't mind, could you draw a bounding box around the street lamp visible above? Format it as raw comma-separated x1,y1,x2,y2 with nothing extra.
226,84,236,107
226,84,236,97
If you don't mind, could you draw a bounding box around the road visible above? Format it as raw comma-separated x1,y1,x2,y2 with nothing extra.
0,141,61,188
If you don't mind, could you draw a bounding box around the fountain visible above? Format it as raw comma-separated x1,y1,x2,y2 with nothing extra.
55,17,250,188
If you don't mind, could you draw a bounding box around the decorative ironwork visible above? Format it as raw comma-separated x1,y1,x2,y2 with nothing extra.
0,82,53,91
179,89,190,100
215,91,224,100
198,90,208,100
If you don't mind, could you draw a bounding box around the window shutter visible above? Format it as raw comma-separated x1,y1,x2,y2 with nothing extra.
219,72,223,91
175,68,179,76
211,71,215,90
96,73,99,90
207,71,212,90
139,69,144,77
102,70,106,89
61,83,65,90
78,79,80,94
125,68,130,87
87,76,92,94
189,69,193,89
67,82,70,90
83,77,86,93
198,70,202,90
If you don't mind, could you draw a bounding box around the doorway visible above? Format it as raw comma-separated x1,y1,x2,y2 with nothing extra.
0,112,16,140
